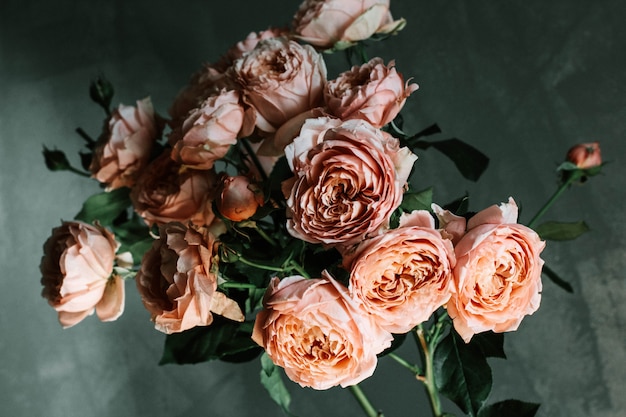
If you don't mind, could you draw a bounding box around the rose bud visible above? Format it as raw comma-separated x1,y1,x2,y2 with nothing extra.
566,141,602,169
216,175,264,222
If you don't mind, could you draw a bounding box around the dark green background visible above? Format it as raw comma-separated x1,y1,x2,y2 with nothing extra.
1,1,624,416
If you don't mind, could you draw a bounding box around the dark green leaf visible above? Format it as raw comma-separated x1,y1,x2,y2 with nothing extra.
399,187,433,213
478,399,540,417
42,146,71,171
434,330,492,416
470,332,506,359
416,138,489,181
74,188,131,225
542,264,573,293
260,353,296,417
535,221,589,241
443,194,470,216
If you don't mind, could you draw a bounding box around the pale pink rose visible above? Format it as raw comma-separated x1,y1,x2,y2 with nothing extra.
136,222,244,334
216,27,288,70
252,272,392,390
89,97,158,190
345,210,456,334
232,37,327,134
170,89,245,170
292,0,405,49
324,58,418,128
215,174,264,222
130,150,217,227
283,119,417,247
566,141,602,169
40,221,125,328
447,198,546,342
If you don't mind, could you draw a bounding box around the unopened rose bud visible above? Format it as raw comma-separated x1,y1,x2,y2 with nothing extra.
216,175,264,222
566,142,602,169
89,76,114,112
42,146,71,172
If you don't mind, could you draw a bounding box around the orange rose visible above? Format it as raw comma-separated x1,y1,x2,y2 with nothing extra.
215,174,264,222
252,272,392,390
89,97,158,190
345,211,455,334
40,221,125,328
130,149,217,227
135,222,244,334
324,58,418,128
292,0,405,50
283,119,417,247
447,198,546,342
232,37,327,134
566,141,602,169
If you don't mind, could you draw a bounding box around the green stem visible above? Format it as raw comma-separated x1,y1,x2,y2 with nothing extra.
287,260,310,278
527,170,583,228
236,256,284,273
68,165,91,177
253,223,278,247
219,282,259,289
348,384,383,417
387,353,422,375
417,325,443,417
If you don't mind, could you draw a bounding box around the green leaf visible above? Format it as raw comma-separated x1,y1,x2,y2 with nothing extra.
260,353,296,417
434,330,492,416
535,221,589,241
110,214,153,264
470,332,506,359
478,399,540,417
542,264,573,293
416,138,489,181
399,187,433,213
74,187,131,225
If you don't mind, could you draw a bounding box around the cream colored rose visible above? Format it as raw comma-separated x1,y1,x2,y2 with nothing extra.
252,272,392,390
447,198,546,342
40,221,125,328
89,97,158,190
292,0,405,49
170,89,245,170
130,150,217,227
135,222,244,334
232,37,327,134
283,119,417,247
345,211,455,334
324,58,418,128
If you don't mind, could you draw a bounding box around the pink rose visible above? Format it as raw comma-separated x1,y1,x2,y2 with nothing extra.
232,37,327,134
292,0,405,49
447,198,546,342
283,119,417,247
216,27,288,70
89,97,158,190
324,58,418,128
345,210,456,334
566,141,602,169
170,89,246,170
40,221,125,328
252,272,392,390
136,222,244,334
130,150,217,227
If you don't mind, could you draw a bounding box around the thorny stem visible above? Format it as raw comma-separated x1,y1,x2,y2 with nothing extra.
417,325,443,417
348,384,384,417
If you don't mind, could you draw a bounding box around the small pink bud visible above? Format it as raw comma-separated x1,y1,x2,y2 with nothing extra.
216,175,264,222
566,142,602,169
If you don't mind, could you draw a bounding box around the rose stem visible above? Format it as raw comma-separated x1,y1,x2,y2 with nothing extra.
239,138,268,182
347,384,383,417
527,170,583,228
416,325,443,417
387,353,422,375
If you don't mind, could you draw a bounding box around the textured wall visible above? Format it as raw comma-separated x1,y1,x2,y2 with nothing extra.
1,1,624,416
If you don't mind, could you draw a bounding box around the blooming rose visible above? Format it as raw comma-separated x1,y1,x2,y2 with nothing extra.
324,58,418,128
447,198,546,342
292,0,406,49
40,221,125,328
252,272,392,390
215,174,264,222
130,149,217,227
232,37,327,134
345,211,455,334
135,222,244,334
566,141,602,169
170,89,246,170
89,97,158,190
283,119,417,247
216,27,288,71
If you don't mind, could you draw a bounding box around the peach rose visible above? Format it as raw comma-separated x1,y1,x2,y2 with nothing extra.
447,198,546,342
252,272,392,390
345,210,456,334
232,37,327,134
283,119,417,247
130,149,217,227
566,141,602,169
292,0,405,49
40,221,125,328
216,27,288,71
324,58,418,128
170,89,245,170
89,97,158,190
215,174,264,222
135,222,244,334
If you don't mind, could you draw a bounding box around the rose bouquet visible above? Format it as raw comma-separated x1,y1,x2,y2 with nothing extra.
39,1,604,416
